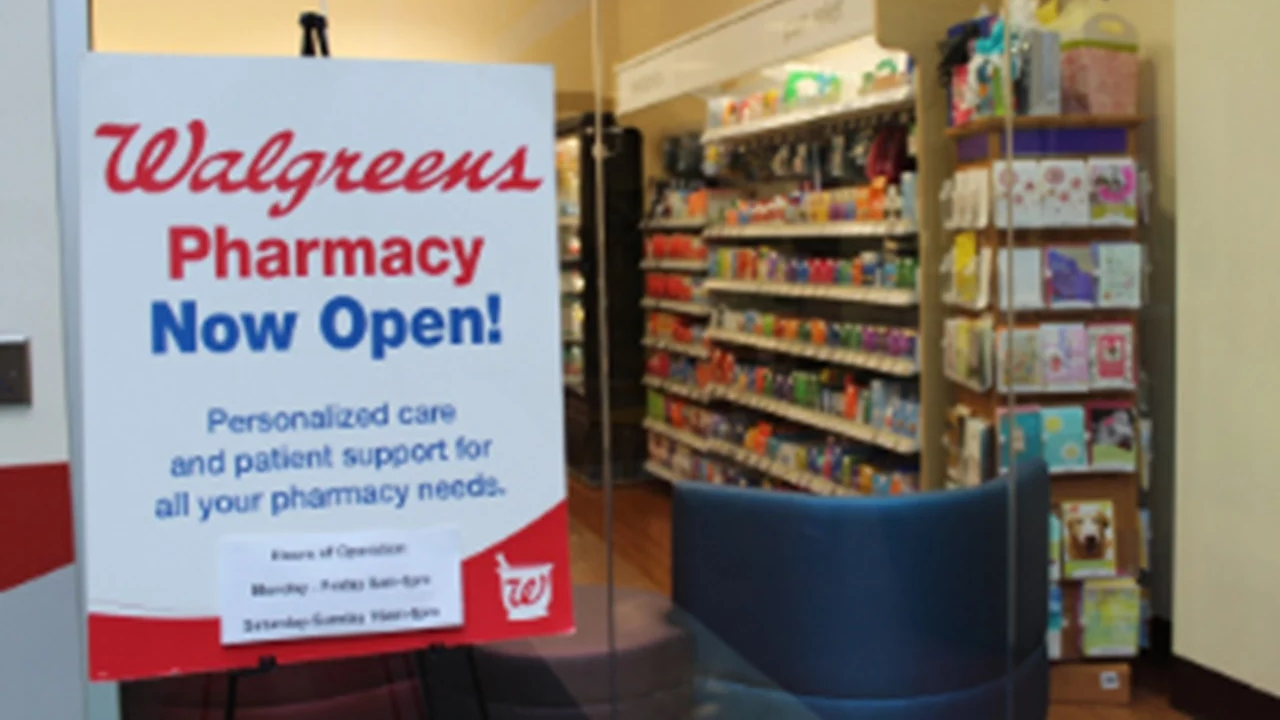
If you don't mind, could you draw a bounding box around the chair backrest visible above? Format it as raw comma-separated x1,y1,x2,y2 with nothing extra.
671,460,1049,702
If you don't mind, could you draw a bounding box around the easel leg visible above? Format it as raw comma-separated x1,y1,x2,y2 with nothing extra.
466,647,491,720
222,672,239,720
413,647,490,720
414,649,438,719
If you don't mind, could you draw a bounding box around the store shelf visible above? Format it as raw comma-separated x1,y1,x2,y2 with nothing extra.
945,113,1144,139
710,440,858,496
643,375,714,403
559,216,580,228
707,328,918,377
704,279,917,307
563,333,584,344
704,219,916,240
640,297,714,317
701,85,915,144
640,258,709,272
641,218,708,232
714,385,919,455
564,375,585,395
560,254,581,264
642,336,710,358
642,418,709,453
644,460,686,485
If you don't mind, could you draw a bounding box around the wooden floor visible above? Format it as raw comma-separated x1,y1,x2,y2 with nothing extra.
566,480,1187,720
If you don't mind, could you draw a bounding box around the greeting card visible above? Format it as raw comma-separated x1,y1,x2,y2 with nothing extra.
1088,403,1137,471
1042,405,1089,472
994,160,1042,228
997,248,1046,310
1094,242,1143,308
1046,246,1096,307
1061,500,1118,579
1040,323,1090,391
960,416,992,487
1080,577,1142,658
1087,323,1135,389
1088,157,1139,227
997,405,1044,473
1040,159,1090,227
996,327,1044,392
953,232,980,304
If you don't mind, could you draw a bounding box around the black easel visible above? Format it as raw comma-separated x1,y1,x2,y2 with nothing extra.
299,11,330,58
222,656,277,720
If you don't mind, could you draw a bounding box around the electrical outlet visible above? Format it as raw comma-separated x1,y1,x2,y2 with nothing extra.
0,336,32,406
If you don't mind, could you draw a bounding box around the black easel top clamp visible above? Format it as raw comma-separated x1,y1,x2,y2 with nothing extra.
300,11,331,57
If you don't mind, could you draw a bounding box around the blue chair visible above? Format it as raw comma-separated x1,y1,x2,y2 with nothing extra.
670,460,1050,719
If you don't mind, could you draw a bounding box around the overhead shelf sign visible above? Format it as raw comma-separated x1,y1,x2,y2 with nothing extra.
615,0,875,115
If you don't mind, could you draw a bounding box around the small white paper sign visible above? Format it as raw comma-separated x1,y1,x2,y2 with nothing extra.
217,526,463,646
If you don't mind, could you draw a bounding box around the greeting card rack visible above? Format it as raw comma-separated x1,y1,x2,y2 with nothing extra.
557,114,647,485
940,114,1146,703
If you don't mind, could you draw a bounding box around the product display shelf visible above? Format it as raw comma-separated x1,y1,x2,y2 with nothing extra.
941,114,1145,697
704,219,917,240
642,375,714,404
639,297,713,317
701,84,915,144
707,328,918,378
639,258,708,272
642,418,855,497
640,204,719,489
713,385,920,455
641,336,710,359
641,218,707,232
704,278,918,307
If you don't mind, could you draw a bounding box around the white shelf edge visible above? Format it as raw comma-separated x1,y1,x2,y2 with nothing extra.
640,259,710,273
643,375,713,403
640,298,714,317
714,386,919,455
707,329,918,378
641,219,708,232
704,279,917,308
701,86,915,144
641,336,710,358
704,219,917,239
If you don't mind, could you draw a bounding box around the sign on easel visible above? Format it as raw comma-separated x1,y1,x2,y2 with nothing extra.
78,54,572,681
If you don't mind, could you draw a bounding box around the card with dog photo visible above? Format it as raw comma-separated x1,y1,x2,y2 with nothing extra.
1061,500,1118,579
1088,402,1138,471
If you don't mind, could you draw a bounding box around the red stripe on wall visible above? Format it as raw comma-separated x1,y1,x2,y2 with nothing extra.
0,462,74,592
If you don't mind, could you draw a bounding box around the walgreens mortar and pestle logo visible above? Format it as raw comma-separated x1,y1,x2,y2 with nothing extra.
496,553,554,622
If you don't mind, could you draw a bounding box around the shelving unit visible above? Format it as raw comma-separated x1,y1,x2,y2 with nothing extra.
940,113,1146,702
640,88,929,498
557,114,647,485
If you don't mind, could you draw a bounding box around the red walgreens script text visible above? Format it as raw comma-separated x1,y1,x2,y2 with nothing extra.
94,120,544,219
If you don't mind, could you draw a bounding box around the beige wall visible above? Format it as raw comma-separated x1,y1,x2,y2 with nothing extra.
92,0,602,94
1174,0,1280,696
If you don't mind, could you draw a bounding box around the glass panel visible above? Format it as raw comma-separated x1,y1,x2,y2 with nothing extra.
30,1,1177,718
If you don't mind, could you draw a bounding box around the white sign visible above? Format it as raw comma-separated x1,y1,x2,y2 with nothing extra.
78,54,574,681
217,527,463,645
614,0,874,115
